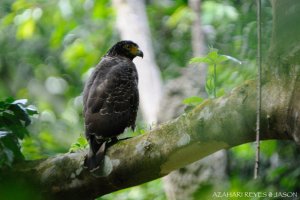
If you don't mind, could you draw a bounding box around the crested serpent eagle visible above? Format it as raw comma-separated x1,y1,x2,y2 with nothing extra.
83,41,143,171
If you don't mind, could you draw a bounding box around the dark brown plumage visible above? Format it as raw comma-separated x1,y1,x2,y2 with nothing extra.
83,41,143,171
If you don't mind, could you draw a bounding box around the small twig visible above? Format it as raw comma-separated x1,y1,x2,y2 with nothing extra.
254,0,262,179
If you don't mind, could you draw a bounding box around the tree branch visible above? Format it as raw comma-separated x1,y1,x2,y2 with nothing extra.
12,79,298,200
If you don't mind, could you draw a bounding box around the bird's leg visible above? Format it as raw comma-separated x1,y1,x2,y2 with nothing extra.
84,136,106,171
106,136,119,148
110,136,118,144
91,141,106,170
106,136,133,148
118,136,132,141
110,136,133,143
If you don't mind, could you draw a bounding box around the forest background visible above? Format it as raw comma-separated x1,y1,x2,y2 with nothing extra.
0,0,299,199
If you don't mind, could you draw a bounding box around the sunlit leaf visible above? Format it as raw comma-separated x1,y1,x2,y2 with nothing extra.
231,143,254,160
182,96,203,105
77,136,88,146
26,106,38,115
189,49,231,65
205,76,215,97
167,6,194,29
0,130,10,138
207,50,219,60
2,13,16,26
261,140,277,157
12,99,28,105
189,56,212,65
16,18,36,39
69,135,88,152
223,55,242,64
12,0,31,11
215,55,229,64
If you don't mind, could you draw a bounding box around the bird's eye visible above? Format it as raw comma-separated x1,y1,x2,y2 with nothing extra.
124,44,131,49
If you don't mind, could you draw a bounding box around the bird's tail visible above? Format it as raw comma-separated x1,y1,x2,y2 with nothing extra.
84,136,107,171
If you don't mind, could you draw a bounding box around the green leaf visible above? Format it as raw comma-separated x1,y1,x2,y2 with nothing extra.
216,88,225,97
166,6,194,28
189,48,230,65
4,97,15,104
182,96,203,105
205,76,215,97
8,104,31,126
77,136,88,146
16,18,36,40
189,50,241,66
69,135,88,152
0,130,10,138
12,99,28,105
207,50,219,61
0,98,37,168
26,106,38,115
2,112,29,139
215,55,229,64
261,140,277,157
0,131,24,165
189,56,212,65
207,49,229,64
222,55,242,64
0,145,15,167
0,97,14,111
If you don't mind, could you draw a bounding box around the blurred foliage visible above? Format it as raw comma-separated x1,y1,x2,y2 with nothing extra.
0,0,299,199
182,96,204,112
0,98,37,168
100,178,166,200
0,0,117,159
230,141,300,193
182,96,203,106
69,133,88,152
189,48,241,98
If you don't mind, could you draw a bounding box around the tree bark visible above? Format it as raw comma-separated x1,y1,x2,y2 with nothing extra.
9,79,298,200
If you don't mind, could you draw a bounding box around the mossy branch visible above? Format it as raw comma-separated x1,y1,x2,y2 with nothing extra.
9,79,300,200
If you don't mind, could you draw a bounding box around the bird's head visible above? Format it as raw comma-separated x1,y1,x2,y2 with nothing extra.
106,40,144,60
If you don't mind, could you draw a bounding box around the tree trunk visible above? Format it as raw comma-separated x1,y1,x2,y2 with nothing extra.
112,0,163,124
2,1,300,199
190,0,205,56
162,1,227,199
267,0,300,144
